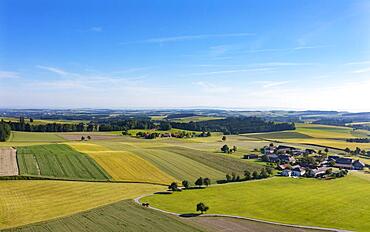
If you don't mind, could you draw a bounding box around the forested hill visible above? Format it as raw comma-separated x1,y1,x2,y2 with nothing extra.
170,117,295,134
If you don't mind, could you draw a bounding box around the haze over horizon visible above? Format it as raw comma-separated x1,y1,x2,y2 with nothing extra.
1,0,370,111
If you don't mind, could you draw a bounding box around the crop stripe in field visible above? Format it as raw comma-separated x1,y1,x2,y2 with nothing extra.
54,154,69,177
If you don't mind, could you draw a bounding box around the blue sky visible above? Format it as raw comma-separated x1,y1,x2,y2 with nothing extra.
0,0,369,111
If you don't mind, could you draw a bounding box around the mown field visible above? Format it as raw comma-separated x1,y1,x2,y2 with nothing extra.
17,144,111,180
244,123,370,150
94,141,227,183
0,180,164,229
3,200,203,232
68,142,176,184
144,172,370,232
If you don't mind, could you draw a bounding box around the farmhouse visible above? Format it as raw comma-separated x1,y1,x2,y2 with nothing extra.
278,154,295,163
243,154,258,159
329,157,365,170
352,160,365,170
281,169,292,177
291,165,305,177
312,167,330,178
334,158,353,169
265,154,279,162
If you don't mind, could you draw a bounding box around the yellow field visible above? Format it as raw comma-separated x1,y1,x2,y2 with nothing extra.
69,142,177,184
281,138,370,150
0,180,164,229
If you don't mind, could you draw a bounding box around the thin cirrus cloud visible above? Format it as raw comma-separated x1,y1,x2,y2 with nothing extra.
193,81,232,94
0,71,20,79
188,67,273,76
36,65,70,76
120,32,255,45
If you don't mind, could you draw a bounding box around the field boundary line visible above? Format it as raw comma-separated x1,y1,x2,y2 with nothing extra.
134,194,352,232
0,175,169,186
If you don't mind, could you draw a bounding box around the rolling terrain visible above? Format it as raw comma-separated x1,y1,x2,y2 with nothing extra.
143,172,370,232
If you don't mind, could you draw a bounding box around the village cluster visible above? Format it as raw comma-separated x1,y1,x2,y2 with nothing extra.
244,144,366,178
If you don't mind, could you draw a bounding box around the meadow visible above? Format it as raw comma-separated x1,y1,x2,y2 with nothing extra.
0,180,164,229
143,172,370,232
244,123,370,150
3,200,202,232
16,144,111,180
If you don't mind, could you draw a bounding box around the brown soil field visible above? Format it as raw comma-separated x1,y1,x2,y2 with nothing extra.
0,148,19,176
191,217,322,232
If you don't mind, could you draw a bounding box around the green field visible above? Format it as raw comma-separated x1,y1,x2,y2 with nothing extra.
160,146,263,176
10,131,65,142
0,180,164,229
169,116,224,123
3,200,202,232
17,144,111,180
144,172,370,232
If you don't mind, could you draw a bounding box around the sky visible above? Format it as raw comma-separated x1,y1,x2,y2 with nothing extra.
0,0,370,111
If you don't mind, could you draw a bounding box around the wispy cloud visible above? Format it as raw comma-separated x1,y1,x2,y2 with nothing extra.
0,71,20,79
36,65,70,75
255,80,291,88
90,26,103,32
189,68,273,76
345,60,370,65
193,81,232,94
120,32,255,45
352,67,370,73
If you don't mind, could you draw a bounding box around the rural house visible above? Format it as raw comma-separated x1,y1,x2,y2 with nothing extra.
243,154,259,159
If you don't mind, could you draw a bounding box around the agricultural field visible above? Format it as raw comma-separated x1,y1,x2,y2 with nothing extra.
3,200,202,232
69,142,176,184
169,116,224,123
144,172,370,232
16,144,111,180
94,141,226,183
0,148,18,176
244,123,370,150
9,131,65,142
0,180,164,229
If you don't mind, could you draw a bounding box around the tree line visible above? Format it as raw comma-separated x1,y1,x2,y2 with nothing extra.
170,117,295,134
0,120,11,141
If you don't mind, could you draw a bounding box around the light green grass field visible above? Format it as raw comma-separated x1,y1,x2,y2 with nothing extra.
10,131,65,142
17,144,111,180
144,172,370,232
3,200,202,232
0,180,164,229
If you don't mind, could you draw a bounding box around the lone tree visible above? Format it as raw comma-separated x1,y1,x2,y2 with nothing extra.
244,170,251,180
232,145,237,152
221,144,230,153
344,147,351,153
81,136,85,141
87,135,91,140
168,182,179,191
252,170,259,179
222,135,226,141
324,147,329,153
203,178,211,187
182,180,190,189
195,177,203,188
196,202,209,214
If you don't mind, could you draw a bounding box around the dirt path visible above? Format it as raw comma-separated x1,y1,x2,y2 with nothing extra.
0,147,19,176
134,194,351,232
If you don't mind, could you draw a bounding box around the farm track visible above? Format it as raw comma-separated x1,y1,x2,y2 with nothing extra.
0,148,18,176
